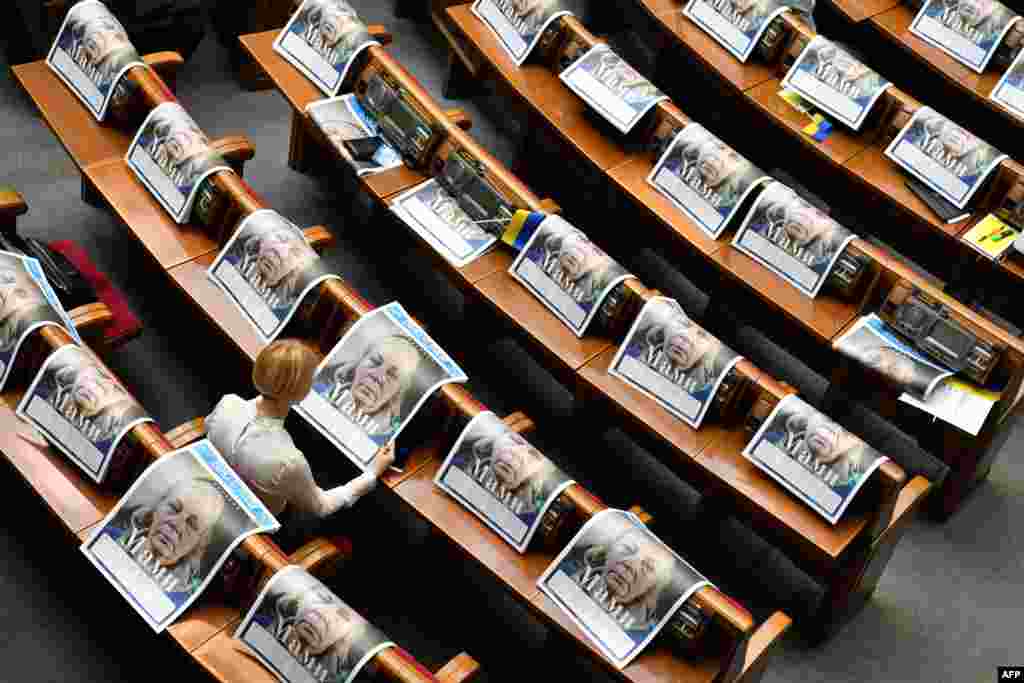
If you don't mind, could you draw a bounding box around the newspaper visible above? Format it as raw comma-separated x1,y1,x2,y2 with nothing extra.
236,565,394,683
647,123,770,238
46,0,144,121
208,210,342,342
125,102,232,224
471,0,572,65
297,302,468,470
17,344,153,483
306,95,403,176
509,215,631,337
990,45,1024,120
884,106,1006,209
435,412,574,552
742,395,889,524
81,440,279,632
274,0,379,96
537,509,710,669
910,0,1020,74
683,0,807,63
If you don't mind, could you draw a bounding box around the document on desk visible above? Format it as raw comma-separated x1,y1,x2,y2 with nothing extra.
683,0,799,63
125,102,232,224
81,441,279,632
46,0,145,122
274,0,379,96
435,412,574,553
647,123,770,239
834,313,953,401
472,0,572,66
509,215,632,338
17,344,153,484
780,36,891,131
559,44,667,134
208,210,341,343
609,297,742,429
731,181,856,298
742,395,889,524
537,508,710,669
909,0,1019,74
390,179,498,268
306,95,403,176
885,107,1006,210
0,250,82,391
296,302,467,470
236,565,395,683
899,378,998,436
991,47,1024,120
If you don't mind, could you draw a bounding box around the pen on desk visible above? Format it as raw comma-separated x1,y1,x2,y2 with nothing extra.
991,229,1015,243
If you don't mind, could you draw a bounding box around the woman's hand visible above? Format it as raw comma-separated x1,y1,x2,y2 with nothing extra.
371,442,397,476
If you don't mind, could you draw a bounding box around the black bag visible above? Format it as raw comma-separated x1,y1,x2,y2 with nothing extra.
0,229,97,312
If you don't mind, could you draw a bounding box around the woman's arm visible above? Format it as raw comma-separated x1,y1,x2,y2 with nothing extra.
280,444,395,518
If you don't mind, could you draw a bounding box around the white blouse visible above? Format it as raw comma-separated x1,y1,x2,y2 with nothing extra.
206,394,377,518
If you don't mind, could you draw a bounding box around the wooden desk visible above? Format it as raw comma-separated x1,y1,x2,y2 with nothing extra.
820,0,901,23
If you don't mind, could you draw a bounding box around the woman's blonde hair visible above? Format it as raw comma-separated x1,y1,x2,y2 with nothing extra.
253,339,319,403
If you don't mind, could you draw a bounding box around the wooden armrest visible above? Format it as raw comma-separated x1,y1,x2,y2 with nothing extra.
164,417,207,449
210,135,257,167
881,476,932,540
628,505,653,526
0,187,28,217
367,24,394,46
735,612,792,683
288,536,352,578
302,225,335,251
538,198,561,215
867,459,909,540
695,586,755,637
502,411,535,435
142,51,185,85
445,108,473,131
68,302,114,337
434,653,481,683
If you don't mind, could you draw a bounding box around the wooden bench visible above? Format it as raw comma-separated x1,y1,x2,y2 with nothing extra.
22,46,791,682
233,22,932,639
435,3,1021,520
0,320,479,683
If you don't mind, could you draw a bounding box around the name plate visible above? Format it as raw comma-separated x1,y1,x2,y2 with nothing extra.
471,0,571,65
236,565,394,683
81,441,278,632
780,36,891,130
537,509,710,669
909,0,1020,74
742,395,889,524
991,47,1024,120
297,302,467,470
273,0,379,96
884,106,1006,210
46,0,144,121
306,95,403,176
208,210,341,342
731,181,856,298
559,44,667,134
390,179,498,267
683,0,796,63
609,297,742,429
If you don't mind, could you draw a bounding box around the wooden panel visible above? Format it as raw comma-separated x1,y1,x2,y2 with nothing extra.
168,607,242,655
193,626,273,683
12,60,133,169
825,0,901,23
239,30,326,114
82,158,222,268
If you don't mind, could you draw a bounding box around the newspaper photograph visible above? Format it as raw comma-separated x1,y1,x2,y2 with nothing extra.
274,0,379,96
46,0,144,121
884,106,1006,209
125,102,232,224
990,46,1024,119
509,215,631,337
742,395,889,524
390,179,498,268
236,565,394,683
16,344,153,484
81,440,278,632
609,297,743,429
0,250,82,391
731,181,856,298
297,302,467,470
646,123,770,238
835,313,953,400
683,0,808,62
471,0,571,65
909,0,1020,74
537,509,710,669
780,36,891,130
306,95,403,176
434,412,574,552
559,44,667,134
208,210,341,342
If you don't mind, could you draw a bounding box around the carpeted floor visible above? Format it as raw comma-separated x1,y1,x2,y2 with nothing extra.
0,3,1021,682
